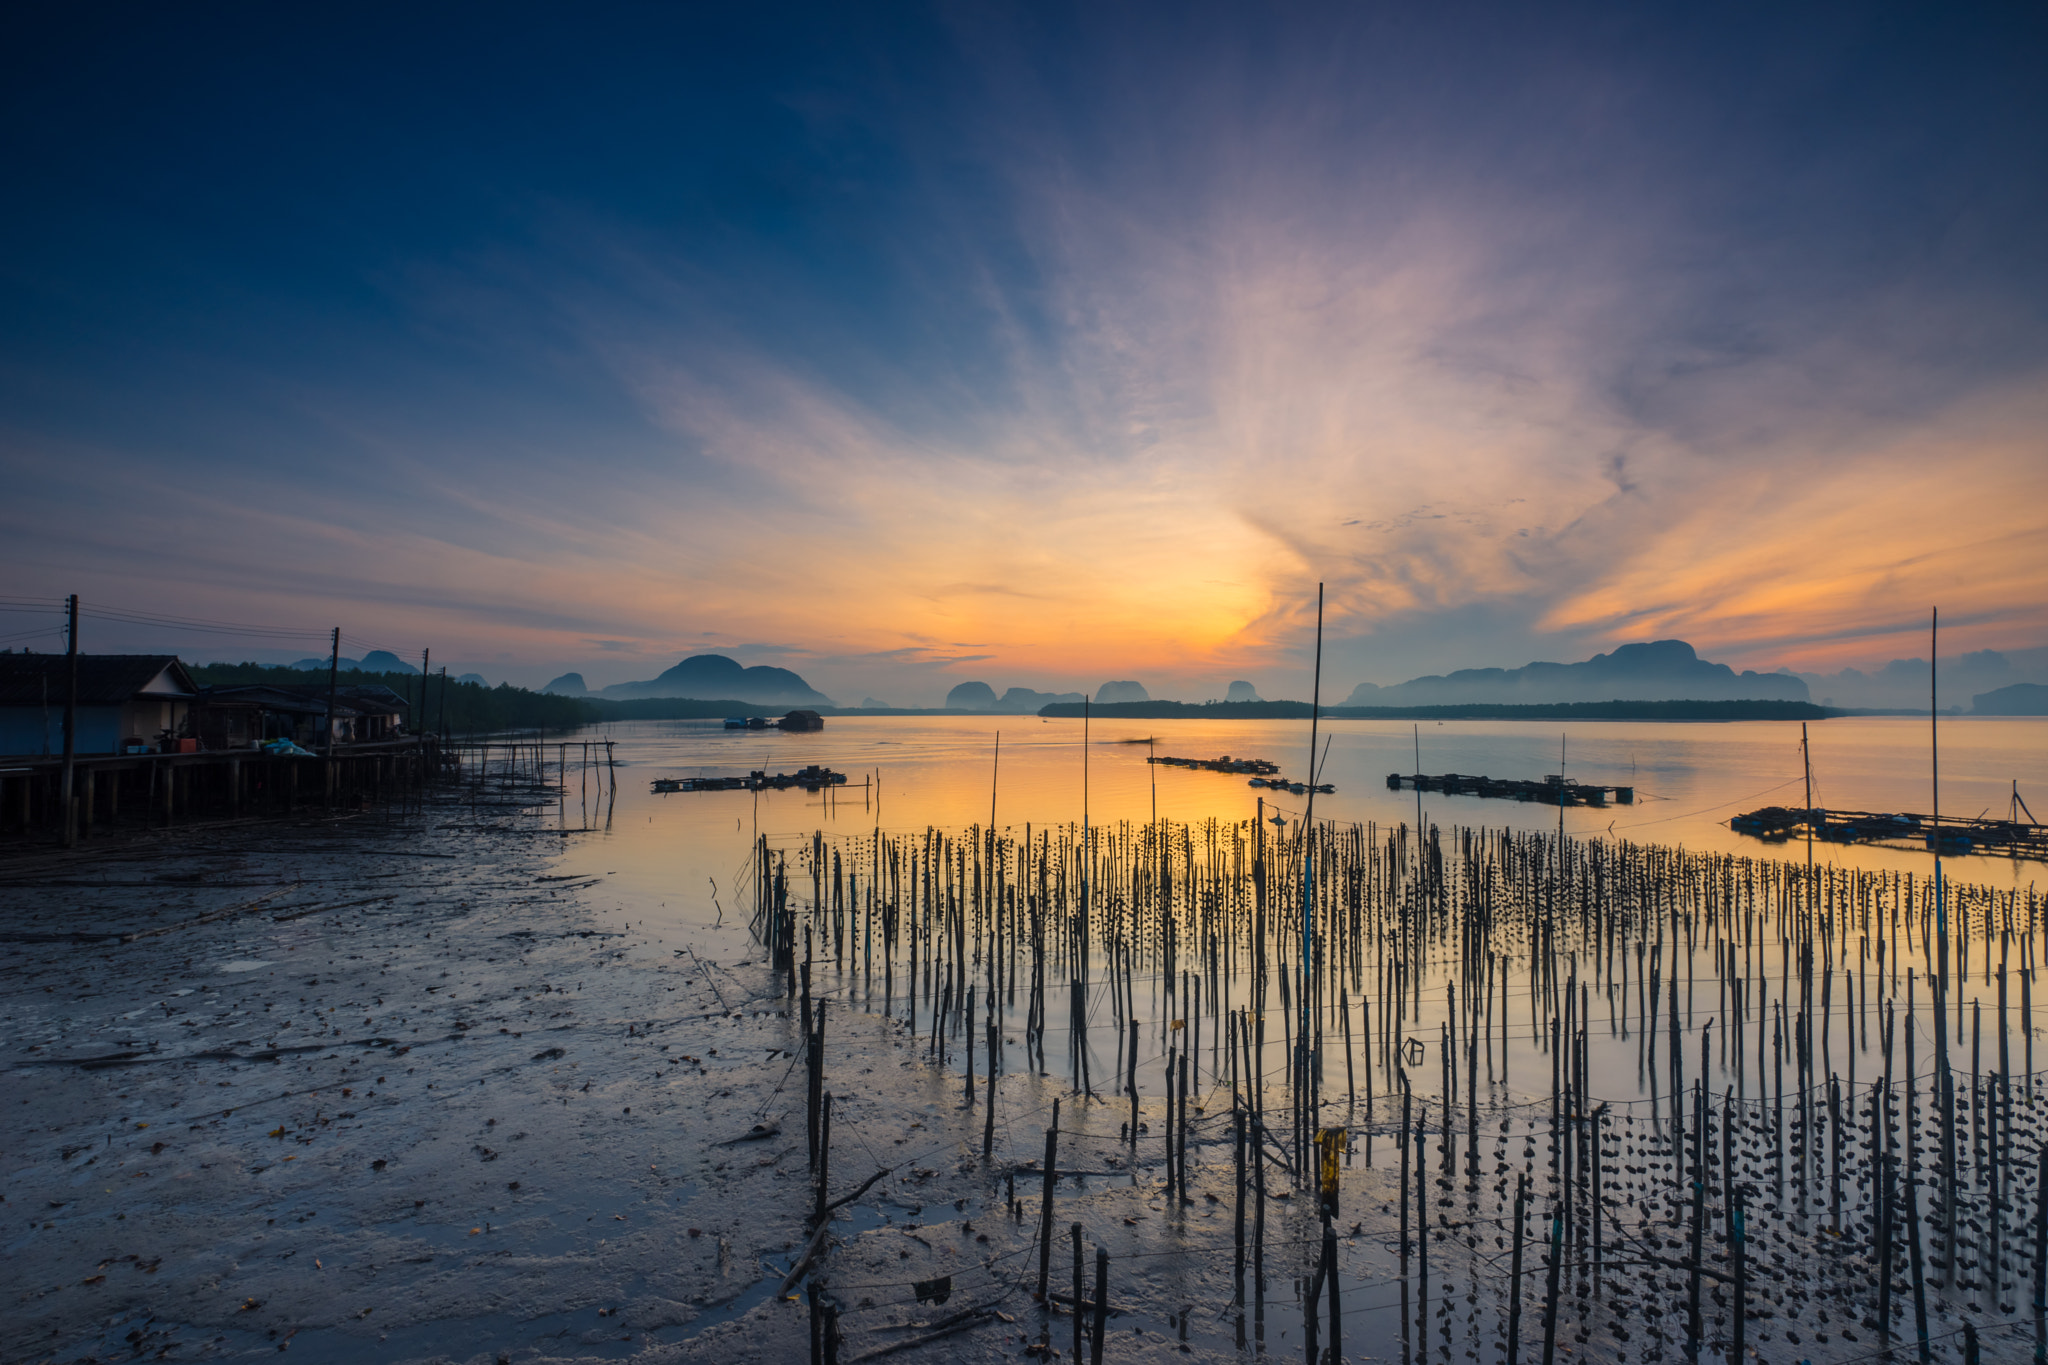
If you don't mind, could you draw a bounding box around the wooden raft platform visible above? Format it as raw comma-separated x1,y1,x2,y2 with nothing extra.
1730,805,2047,858
652,765,849,794
1146,754,1281,776
1387,772,1635,806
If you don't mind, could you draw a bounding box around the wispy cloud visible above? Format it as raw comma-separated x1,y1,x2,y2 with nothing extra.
4,5,2043,700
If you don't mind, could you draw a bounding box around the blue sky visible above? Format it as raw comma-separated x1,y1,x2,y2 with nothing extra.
4,2,2045,703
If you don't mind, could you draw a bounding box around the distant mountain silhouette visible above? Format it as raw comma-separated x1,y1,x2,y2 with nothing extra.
946,681,1086,712
1000,687,1085,711
1344,640,1808,706
542,672,589,696
600,654,831,706
1227,680,1262,703
285,650,416,674
1095,680,1150,704
946,681,1000,709
1801,648,2023,711
1974,682,2048,716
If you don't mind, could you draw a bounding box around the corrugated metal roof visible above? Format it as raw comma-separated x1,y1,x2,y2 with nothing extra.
197,682,410,716
0,655,196,707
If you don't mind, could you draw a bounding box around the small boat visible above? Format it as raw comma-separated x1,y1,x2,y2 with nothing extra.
723,717,748,729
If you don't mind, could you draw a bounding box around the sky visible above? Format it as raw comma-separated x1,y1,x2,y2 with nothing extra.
3,2,2045,706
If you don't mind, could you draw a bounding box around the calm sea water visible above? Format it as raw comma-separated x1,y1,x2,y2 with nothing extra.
545,715,2045,924
529,714,2046,1361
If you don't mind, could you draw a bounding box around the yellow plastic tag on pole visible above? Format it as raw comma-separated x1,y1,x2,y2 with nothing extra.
1317,1127,1345,1214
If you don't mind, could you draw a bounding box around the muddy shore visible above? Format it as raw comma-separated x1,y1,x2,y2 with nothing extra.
3,798,1346,1365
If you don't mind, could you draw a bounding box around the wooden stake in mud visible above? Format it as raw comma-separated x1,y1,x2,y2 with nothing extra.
1171,1047,1187,1195
1908,1174,1931,1364
1878,1149,1895,1340
1304,1228,1323,1363
1399,1077,1412,1276
1235,1099,1247,1302
1128,1021,1140,1150
1093,1245,1108,1363
1039,1099,1061,1300
1508,1171,1528,1365
1325,1222,1341,1365
984,1021,998,1159
1072,1221,1085,1363
1685,1084,1704,1357
815,1093,831,1228
2034,1143,2048,1364
1540,1212,1563,1365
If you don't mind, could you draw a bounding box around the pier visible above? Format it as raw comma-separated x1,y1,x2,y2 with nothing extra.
1387,770,1635,804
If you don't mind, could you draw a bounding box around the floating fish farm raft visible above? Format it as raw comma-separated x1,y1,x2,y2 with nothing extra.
1248,775,1335,794
651,765,848,794
1147,753,1282,776
1143,753,1330,794
1732,805,2048,859
1389,770,1635,804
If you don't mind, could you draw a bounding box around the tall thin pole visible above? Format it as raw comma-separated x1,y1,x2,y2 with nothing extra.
1414,723,1423,831
1931,607,1942,877
1300,583,1324,1169
60,594,78,847
989,729,1001,919
419,649,430,733
1802,721,1814,866
324,627,342,754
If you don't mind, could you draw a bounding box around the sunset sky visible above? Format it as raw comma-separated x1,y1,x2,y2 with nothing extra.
4,3,2045,704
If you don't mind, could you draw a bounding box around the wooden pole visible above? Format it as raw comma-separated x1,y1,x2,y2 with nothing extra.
1072,1222,1085,1363
1038,1099,1060,1300
59,594,77,847
1092,1245,1108,1362
324,627,341,756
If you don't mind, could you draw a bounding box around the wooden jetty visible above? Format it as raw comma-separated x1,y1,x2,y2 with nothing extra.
1731,803,2047,857
1,736,448,841
1146,754,1280,776
1386,770,1634,805
652,765,848,794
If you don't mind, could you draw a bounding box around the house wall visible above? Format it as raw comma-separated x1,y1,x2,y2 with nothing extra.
0,706,127,757
119,698,187,746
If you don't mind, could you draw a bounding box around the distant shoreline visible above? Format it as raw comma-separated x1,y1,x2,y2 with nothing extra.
576,697,2015,722
1034,698,1837,721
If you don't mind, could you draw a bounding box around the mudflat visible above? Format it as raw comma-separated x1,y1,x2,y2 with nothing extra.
3,801,1289,1364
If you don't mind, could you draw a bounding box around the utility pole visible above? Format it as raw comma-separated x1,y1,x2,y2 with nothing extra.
60,594,78,847
419,649,430,733
324,627,342,754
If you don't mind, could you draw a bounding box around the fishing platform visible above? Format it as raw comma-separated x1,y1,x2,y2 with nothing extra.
1387,771,1634,805
1730,805,2047,858
1247,776,1335,795
1146,754,1280,776
652,765,848,794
